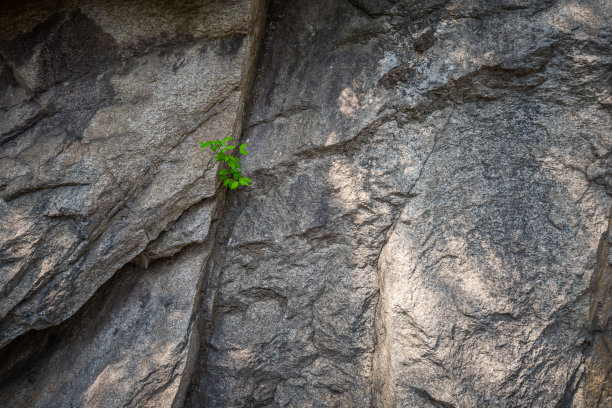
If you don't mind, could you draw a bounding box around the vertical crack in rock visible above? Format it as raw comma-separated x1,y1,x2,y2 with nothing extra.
183,1,271,405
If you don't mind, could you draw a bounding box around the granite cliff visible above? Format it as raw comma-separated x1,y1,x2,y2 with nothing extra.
0,0,610,407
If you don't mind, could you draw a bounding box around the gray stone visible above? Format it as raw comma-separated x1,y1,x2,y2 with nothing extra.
0,244,209,408
187,0,612,407
0,242,218,407
583,206,612,407
0,0,261,347
0,0,267,406
142,198,218,263
0,0,611,407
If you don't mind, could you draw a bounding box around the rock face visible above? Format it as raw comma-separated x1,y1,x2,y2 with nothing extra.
0,245,209,407
187,0,611,406
584,207,612,407
0,0,264,347
0,0,267,405
0,0,611,407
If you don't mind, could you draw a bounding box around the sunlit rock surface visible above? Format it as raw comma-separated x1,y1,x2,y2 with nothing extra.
0,0,261,345
187,0,611,406
0,0,610,407
0,0,266,405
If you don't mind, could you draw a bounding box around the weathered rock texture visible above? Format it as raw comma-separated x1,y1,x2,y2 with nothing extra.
584,206,612,407
0,0,266,347
0,244,210,407
1,0,611,407
187,0,611,406
0,0,267,405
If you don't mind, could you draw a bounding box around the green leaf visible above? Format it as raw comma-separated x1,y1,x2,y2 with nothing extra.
200,138,252,189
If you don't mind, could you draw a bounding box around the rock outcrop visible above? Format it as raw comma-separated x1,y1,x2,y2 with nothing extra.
0,0,267,405
188,0,611,406
0,245,210,407
0,0,266,347
0,0,610,407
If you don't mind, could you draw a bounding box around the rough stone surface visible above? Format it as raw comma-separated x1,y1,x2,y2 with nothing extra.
187,0,611,407
0,244,208,408
142,198,218,262
584,206,612,407
0,0,260,347
0,1,611,407
0,0,267,406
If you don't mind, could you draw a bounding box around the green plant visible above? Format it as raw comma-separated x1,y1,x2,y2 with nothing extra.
199,136,252,190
